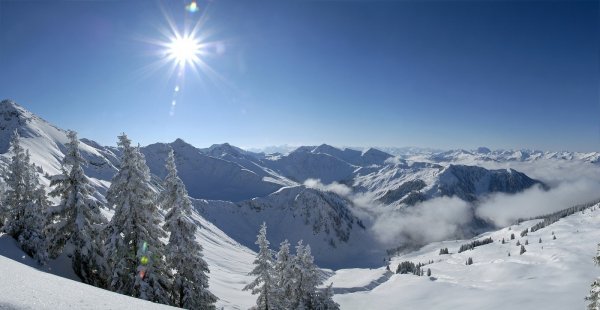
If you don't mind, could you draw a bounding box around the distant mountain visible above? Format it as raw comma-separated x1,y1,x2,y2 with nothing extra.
404,148,600,165
141,140,286,201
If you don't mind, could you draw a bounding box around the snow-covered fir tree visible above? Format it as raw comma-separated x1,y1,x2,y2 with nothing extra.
273,239,295,309
3,131,48,264
18,162,50,265
244,222,276,310
315,283,340,310
0,178,7,228
3,130,31,238
104,134,171,304
587,244,600,310
161,149,217,309
292,241,321,309
47,130,107,286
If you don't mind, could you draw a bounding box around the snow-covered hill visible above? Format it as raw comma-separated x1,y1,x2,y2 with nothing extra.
327,202,600,310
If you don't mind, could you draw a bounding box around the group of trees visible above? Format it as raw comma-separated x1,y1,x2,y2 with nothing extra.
395,260,433,276
0,131,216,309
244,222,339,310
457,237,493,253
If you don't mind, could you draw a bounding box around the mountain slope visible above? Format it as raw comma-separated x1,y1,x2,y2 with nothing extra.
141,140,285,201
328,203,600,310
195,185,381,269
0,100,117,192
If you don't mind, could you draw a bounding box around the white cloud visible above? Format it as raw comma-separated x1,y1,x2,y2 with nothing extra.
303,178,352,197
371,196,473,246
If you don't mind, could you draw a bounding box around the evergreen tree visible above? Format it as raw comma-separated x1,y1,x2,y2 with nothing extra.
18,165,49,265
520,245,526,255
0,179,7,229
104,134,171,304
427,268,431,277
293,242,321,309
4,130,31,238
161,149,216,309
244,222,276,310
273,239,295,309
510,233,515,240
315,283,340,310
3,131,48,264
47,130,107,286
539,238,542,243
587,244,600,310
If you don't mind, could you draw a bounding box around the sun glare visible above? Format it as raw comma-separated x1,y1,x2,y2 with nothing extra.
167,35,201,67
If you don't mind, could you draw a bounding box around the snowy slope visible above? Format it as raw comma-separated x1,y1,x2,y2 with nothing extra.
195,186,381,269
0,208,256,310
0,100,117,193
0,235,175,310
328,203,600,310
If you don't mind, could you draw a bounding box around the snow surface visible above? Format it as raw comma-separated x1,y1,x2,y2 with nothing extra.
330,204,600,310
0,235,175,310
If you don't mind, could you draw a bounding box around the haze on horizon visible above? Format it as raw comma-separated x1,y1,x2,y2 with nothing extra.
0,0,598,152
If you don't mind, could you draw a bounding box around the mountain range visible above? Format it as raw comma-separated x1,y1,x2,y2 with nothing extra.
1,99,593,268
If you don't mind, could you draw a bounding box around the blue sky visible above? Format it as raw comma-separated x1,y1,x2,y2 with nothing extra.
0,0,598,151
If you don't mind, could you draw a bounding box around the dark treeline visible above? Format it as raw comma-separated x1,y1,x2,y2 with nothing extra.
457,237,493,253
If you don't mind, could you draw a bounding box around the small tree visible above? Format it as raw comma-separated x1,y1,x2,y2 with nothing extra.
525,240,529,245
516,240,521,246
553,235,557,240
244,222,275,310
466,257,473,265
427,268,431,277
520,245,526,255
539,238,542,243
510,233,515,240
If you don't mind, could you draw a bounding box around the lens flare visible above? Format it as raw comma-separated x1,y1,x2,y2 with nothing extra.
186,1,199,13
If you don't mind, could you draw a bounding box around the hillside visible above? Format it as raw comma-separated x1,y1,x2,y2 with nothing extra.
327,203,600,310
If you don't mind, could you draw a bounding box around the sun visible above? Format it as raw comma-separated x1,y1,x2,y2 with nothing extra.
166,34,201,67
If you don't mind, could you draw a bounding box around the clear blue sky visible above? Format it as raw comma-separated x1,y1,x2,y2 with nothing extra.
0,0,598,151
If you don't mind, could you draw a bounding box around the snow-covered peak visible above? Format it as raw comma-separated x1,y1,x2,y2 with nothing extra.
0,100,118,189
